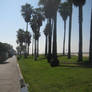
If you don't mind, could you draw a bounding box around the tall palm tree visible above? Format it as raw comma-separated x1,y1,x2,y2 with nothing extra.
59,2,69,56
30,15,38,60
30,8,44,57
21,3,32,31
51,0,60,66
39,0,52,62
21,3,33,55
43,23,49,56
30,12,42,60
39,0,60,66
36,11,44,57
73,0,86,62
89,9,92,63
67,0,73,59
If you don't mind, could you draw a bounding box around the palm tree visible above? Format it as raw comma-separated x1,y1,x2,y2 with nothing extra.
73,0,86,62
89,9,92,63
24,31,31,55
43,23,49,56
16,46,21,55
21,3,33,55
16,29,25,56
51,0,60,66
59,2,69,56
36,10,44,57
21,3,32,31
39,0,60,66
39,0,53,62
30,15,38,60
67,0,73,59
30,12,42,60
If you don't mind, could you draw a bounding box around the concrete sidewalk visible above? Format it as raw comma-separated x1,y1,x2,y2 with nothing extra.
0,56,20,92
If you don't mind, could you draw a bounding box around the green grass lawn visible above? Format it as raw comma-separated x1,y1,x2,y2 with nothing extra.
18,55,92,92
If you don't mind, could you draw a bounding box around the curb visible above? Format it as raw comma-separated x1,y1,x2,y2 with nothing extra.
17,63,25,88
16,58,28,92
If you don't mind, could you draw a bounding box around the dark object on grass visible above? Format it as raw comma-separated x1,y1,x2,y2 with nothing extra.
50,58,59,67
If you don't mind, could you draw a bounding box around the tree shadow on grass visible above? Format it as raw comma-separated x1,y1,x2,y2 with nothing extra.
59,64,92,68
59,60,92,68
38,57,46,61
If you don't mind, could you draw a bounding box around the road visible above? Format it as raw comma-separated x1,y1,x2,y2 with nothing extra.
0,56,20,92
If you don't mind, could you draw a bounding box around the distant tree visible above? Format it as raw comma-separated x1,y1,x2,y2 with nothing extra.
59,2,69,56
24,31,31,55
89,9,92,63
73,0,86,62
16,45,26,55
16,46,21,55
16,29,25,56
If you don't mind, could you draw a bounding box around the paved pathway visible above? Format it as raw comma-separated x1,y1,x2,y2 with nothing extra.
0,56,20,92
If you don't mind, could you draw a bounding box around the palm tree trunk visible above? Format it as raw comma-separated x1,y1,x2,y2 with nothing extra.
89,9,92,63
26,22,28,56
47,18,52,62
78,6,83,62
32,38,34,56
50,13,59,67
45,36,48,56
28,44,29,55
52,14,57,59
20,47,21,57
20,44,22,57
63,21,66,56
68,13,72,59
47,35,49,56
37,39,39,57
34,39,37,60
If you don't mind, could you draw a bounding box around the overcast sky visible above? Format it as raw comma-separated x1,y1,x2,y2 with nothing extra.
0,0,91,54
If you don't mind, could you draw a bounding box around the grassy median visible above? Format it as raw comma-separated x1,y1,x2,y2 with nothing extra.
18,55,92,92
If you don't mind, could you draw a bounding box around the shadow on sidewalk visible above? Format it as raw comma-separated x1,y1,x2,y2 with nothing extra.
0,62,9,64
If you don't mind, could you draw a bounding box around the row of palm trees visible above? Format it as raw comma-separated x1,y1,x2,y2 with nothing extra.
38,0,87,66
20,3,45,60
16,0,92,66
16,29,31,57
